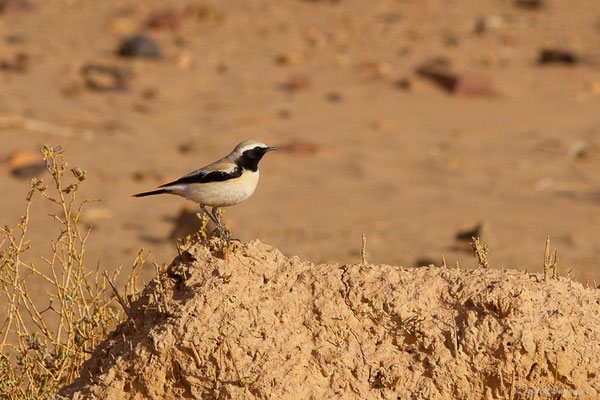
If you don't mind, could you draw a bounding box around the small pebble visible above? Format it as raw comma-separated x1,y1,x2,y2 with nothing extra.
274,52,301,66
279,74,311,92
538,48,578,65
416,58,494,97
567,141,589,160
7,149,45,179
0,52,28,72
117,35,162,59
80,64,133,91
0,0,32,13
325,92,343,103
394,78,412,90
277,109,292,119
146,9,183,30
455,221,497,250
514,0,544,9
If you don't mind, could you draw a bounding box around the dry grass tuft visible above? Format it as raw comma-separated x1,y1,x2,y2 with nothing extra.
0,146,146,398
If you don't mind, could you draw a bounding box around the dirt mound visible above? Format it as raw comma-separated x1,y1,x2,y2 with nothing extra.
59,240,600,399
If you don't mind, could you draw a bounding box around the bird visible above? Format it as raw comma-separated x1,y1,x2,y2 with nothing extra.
133,139,278,241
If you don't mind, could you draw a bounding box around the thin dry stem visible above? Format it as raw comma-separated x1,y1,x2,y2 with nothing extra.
361,233,367,264
543,236,558,282
0,146,142,398
471,237,490,269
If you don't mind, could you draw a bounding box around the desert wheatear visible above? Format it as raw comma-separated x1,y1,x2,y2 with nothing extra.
133,139,278,240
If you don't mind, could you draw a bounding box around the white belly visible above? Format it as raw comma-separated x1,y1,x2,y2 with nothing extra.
180,170,259,207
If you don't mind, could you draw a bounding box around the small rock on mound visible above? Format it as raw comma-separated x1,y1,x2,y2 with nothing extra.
59,240,600,399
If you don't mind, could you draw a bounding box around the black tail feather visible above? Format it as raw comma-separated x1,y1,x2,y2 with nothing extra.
132,189,168,198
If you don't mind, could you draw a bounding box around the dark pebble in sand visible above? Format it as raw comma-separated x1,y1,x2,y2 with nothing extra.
117,35,162,59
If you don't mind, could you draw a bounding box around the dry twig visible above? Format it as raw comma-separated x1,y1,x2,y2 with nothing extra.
471,236,490,269
543,236,558,282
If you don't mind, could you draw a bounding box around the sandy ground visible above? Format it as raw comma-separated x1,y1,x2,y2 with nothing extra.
58,240,600,399
2,0,600,287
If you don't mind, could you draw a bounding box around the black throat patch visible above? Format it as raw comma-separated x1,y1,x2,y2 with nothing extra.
236,148,266,172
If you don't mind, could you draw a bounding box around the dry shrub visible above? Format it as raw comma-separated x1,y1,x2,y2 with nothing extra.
0,146,147,398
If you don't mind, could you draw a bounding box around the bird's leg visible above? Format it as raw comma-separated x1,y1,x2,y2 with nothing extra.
200,205,225,239
211,207,240,242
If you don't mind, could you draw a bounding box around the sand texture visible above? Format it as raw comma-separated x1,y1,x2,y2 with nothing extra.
58,240,600,399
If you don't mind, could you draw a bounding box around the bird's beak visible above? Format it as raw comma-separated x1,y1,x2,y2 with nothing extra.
266,146,279,152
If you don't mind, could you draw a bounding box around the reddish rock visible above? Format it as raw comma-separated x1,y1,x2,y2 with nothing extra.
416,59,494,97
146,9,183,30
279,74,312,92
7,149,45,179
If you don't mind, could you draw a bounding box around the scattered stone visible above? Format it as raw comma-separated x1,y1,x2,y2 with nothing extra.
131,103,152,114
514,0,544,9
277,109,292,119
279,140,320,155
455,221,497,251
117,35,162,59
274,52,302,66
0,0,32,13
567,140,589,160
279,74,311,92
538,48,578,65
0,52,28,72
416,58,494,97
325,91,343,103
7,149,45,178
215,63,228,74
413,257,437,267
140,87,158,100
178,141,197,154
80,64,133,91
146,9,183,30
4,33,27,44
474,15,508,35
356,61,391,79
394,77,412,90
184,4,225,24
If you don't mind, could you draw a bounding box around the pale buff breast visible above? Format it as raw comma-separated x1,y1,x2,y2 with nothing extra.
182,170,260,207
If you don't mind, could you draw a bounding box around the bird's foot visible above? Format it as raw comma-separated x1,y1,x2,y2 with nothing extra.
215,227,240,243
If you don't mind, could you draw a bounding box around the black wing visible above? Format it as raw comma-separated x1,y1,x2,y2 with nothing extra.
158,167,241,187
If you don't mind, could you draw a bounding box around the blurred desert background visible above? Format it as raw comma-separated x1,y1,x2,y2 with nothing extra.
2,0,600,283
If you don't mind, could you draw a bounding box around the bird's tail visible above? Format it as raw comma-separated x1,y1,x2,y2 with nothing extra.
132,188,169,198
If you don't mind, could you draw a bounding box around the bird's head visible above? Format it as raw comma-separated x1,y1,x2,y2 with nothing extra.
233,139,278,172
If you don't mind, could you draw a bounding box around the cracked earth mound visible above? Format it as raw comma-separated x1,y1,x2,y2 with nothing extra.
59,240,600,399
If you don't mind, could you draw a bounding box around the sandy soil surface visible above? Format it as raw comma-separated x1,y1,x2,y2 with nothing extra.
2,1,600,284
58,240,600,399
